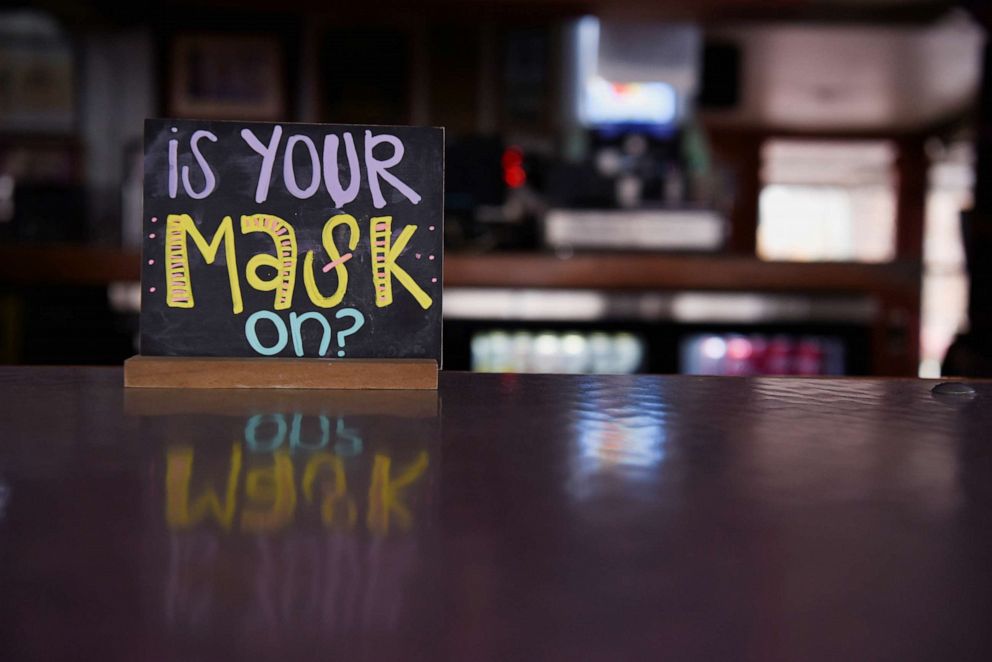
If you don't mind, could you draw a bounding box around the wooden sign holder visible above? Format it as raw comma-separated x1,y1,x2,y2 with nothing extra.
124,356,438,390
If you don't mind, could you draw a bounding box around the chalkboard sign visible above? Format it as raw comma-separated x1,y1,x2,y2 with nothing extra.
141,119,443,362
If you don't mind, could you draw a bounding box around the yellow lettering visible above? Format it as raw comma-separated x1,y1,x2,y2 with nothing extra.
369,216,432,309
303,214,360,307
241,214,297,310
165,214,243,314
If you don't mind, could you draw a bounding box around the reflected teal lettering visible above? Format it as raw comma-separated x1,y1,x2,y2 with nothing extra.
334,418,363,457
244,413,363,454
290,413,330,451
245,413,289,452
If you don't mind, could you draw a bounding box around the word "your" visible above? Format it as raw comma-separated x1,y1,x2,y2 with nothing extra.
168,127,422,209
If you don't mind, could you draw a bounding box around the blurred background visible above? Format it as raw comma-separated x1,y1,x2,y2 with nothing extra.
0,0,990,377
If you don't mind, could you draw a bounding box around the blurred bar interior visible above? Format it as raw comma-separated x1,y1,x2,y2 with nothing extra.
0,0,990,377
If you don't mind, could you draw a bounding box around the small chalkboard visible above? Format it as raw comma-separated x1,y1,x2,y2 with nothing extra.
140,119,443,365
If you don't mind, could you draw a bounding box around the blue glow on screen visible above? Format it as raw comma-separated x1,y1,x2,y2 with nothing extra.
581,76,678,128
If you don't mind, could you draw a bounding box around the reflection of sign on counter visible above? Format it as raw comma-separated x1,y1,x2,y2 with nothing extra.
147,400,440,650
165,532,425,641
165,415,430,535
134,119,443,392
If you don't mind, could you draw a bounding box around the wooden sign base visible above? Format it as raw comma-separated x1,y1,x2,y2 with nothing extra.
124,356,438,390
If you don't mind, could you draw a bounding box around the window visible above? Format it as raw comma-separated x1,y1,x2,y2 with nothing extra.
758,139,897,262
920,141,972,377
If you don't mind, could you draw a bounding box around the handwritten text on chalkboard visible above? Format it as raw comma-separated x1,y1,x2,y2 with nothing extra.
141,120,443,360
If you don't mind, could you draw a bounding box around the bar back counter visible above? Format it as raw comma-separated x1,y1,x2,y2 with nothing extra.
0,367,990,660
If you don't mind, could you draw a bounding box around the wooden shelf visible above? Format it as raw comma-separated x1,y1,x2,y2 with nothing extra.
0,244,140,286
0,245,922,375
445,252,920,299
0,245,921,300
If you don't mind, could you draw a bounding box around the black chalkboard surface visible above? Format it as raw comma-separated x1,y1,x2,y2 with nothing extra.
141,119,443,362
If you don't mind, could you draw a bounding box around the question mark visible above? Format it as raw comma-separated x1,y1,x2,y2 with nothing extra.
334,308,365,357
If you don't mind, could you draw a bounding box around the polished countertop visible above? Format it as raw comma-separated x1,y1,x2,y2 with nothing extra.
0,367,990,660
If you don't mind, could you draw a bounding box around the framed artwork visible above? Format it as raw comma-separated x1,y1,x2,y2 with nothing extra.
0,39,75,133
168,33,286,120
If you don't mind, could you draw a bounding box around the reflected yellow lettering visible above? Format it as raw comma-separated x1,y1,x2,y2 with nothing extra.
165,444,242,530
367,451,429,535
302,452,357,528
240,451,297,532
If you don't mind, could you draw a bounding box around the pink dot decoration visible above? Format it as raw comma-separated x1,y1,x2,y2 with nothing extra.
428,255,435,261
429,225,435,231
151,217,158,223
148,233,156,239
431,277,438,283
148,259,155,265
148,287,156,293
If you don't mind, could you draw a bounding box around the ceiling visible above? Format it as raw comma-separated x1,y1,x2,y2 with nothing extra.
703,12,985,130
33,0,973,26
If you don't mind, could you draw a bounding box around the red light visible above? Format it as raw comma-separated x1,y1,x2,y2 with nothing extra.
501,147,526,188
504,166,526,188
501,146,523,169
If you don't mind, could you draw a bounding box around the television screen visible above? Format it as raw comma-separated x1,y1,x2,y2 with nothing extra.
569,17,697,133
580,77,677,128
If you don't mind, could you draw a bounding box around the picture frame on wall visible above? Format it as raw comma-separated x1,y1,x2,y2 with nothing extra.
0,38,75,134
168,33,286,120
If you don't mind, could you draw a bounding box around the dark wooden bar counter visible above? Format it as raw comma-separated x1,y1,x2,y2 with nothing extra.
1,367,991,660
